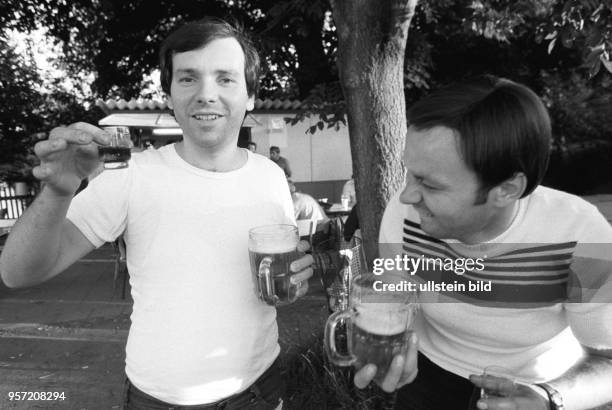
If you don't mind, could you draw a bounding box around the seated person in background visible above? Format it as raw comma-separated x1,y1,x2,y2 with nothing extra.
289,179,330,233
341,176,356,207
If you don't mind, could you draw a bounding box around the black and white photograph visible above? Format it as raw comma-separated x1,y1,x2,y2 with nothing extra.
0,1,611,409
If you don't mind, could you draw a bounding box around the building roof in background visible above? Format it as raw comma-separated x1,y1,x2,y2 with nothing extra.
95,98,304,114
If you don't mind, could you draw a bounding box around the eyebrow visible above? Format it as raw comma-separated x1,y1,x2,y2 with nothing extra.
173,68,241,76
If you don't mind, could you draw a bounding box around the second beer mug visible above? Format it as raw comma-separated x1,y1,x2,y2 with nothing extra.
248,224,300,306
324,273,417,383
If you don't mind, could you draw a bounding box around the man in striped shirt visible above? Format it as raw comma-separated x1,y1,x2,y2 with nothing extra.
354,76,612,410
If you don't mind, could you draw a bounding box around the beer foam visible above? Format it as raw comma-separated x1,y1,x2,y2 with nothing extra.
250,241,297,254
354,305,410,336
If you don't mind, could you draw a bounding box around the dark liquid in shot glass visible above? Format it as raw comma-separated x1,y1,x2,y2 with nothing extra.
99,146,131,164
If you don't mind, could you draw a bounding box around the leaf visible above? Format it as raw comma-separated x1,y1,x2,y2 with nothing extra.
588,59,602,78
602,57,612,74
544,31,557,40
548,38,557,54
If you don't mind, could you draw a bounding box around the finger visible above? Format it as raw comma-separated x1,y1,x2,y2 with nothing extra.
296,280,309,298
34,138,68,159
290,254,314,273
297,239,311,253
398,333,419,387
480,376,516,396
50,123,109,145
354,364,377,389
32,164,51,181
479,397,518,410
380,355,405,393
290,268,313,285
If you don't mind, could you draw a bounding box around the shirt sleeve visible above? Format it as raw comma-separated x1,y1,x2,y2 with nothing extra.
564,205,612,350
66,166,132,247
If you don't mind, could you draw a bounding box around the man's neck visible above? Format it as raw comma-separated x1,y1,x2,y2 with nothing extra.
461,201,520,245
175,141,246,172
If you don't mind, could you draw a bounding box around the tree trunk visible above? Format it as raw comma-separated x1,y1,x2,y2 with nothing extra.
330,0,418,264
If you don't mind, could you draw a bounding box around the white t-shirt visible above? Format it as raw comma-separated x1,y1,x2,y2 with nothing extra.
67,145,295,405
379,185,612,383
292,192,330,228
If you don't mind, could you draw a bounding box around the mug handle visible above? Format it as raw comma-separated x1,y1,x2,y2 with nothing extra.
258,256,278,305
324,310,356,366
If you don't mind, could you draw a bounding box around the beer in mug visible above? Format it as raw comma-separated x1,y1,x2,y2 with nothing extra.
325,273,417,382
248,224,300,306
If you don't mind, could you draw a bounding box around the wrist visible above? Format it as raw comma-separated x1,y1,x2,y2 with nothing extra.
41,183,78,200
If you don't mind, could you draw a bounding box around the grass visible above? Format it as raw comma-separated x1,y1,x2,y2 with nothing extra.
278,329,397,410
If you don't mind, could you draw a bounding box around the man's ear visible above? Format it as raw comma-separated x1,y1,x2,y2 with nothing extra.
167,96,174,110
489,173,527,206
246,95,255,112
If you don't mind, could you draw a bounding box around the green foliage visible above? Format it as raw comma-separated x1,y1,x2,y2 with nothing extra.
0,31,104,184
281,330,397,409
0,35,44,183
537,0,612,78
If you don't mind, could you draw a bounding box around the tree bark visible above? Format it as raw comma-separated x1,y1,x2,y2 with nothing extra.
330,0,418,264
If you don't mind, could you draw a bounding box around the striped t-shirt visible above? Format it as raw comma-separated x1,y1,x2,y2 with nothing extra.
379,185,612,382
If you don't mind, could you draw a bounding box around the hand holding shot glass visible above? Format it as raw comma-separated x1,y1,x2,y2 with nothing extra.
248,224,311,306
325,272,419,392
99,126,132,169
469,366,551,410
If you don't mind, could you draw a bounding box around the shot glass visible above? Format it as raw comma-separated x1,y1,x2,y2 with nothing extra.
99,126,132,169
469,365,516,409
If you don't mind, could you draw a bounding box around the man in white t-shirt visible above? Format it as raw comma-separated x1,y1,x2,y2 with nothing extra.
289,179,330,232
0,17,312,409
353,76,612,410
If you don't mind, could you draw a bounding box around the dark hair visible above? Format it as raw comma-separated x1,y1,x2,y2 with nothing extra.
270,146,280,154
407,75,551,202
159,17,261,97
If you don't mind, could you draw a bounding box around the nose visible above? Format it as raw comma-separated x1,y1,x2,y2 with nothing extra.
399,176,422,205
196,78,218,103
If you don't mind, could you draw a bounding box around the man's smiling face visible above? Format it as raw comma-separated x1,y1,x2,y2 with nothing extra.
168,37,254,151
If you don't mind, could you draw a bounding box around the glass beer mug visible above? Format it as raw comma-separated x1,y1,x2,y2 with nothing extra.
324,272,417,382
248,224,300,306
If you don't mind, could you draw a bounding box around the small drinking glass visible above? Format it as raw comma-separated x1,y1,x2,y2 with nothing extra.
469,365,516,409
99,126,132,169
341,194,350,209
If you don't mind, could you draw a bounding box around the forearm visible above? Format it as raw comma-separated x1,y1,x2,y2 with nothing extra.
0,186,73,288
547,349,612,410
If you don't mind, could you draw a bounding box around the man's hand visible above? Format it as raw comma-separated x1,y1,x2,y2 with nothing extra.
353,332,419,392
288,240,314,298
469,374,550,410
33,123,110,197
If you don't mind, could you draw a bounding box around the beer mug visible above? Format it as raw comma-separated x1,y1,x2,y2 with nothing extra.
100,126,132,169
324,272,417,382
248,224,300,306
